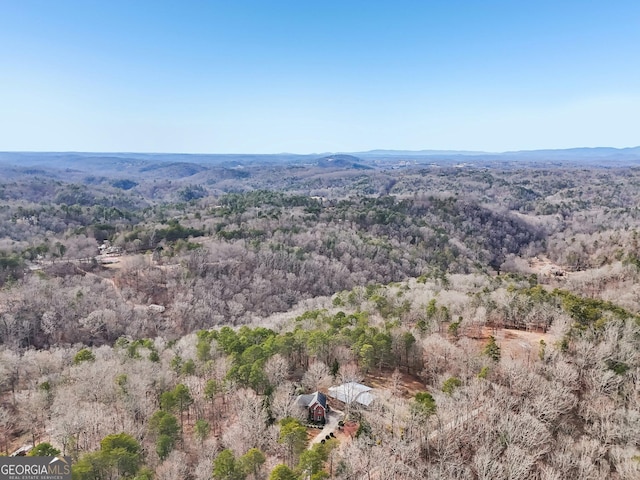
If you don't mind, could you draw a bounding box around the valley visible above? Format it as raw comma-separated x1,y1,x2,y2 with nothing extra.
1,152,639,479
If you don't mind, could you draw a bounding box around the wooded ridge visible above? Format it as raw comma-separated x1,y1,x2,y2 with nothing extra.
1,156,639,479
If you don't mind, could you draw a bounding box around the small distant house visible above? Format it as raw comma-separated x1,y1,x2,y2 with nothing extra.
147,304,166,314
99,242,123,256
10,445,33,457
296,391,328,423
328,382,374,407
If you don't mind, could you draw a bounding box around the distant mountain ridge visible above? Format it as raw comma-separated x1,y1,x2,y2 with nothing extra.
314,154,373,170
355,146,640,166
505,146,640,158
1,146,640,174
356,146,640,158
355,149,491,156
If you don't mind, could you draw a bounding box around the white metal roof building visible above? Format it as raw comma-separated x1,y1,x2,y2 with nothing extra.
328,382,374,406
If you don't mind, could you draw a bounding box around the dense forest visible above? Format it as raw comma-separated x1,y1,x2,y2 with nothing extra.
1,154,639,479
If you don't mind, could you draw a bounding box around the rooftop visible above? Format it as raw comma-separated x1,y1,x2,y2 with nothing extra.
328,382,374,406
296,391,327,409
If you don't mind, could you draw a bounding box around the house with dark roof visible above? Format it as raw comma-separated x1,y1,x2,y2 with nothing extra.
295,391,328,423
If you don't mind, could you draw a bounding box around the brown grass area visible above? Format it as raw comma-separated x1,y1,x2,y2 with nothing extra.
529,255,568,277
334,420,358,444
475,326,556,362
365,370,425,398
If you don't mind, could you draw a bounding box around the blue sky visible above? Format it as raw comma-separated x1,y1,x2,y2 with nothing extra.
1,0,639,153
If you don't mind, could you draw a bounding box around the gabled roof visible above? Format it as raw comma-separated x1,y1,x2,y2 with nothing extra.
296,391,327,410
10,445,33,457
328,382,374,406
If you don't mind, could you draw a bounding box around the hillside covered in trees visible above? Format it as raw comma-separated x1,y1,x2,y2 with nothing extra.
1,154,640,479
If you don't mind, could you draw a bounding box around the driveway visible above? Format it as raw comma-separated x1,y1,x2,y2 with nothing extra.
309,409,343,446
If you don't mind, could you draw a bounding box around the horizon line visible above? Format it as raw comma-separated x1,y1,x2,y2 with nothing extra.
1,145,639,157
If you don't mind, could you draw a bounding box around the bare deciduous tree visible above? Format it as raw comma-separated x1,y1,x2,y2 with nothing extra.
265,354,290,388
301,361,330,391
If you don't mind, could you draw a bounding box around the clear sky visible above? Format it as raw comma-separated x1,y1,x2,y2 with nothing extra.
1,0,639,153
